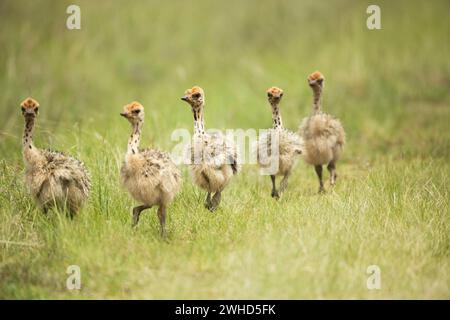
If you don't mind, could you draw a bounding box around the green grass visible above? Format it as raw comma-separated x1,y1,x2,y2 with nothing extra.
0,0,449,299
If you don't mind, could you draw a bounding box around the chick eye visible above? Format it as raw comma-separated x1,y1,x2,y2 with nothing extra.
280,93,284,97
192,93,201,99
132,109,141,114
21,107,25,112
267,92,273,98
35,107,39,112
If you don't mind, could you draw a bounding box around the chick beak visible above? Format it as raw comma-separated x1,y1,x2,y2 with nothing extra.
120,112,128,117
181,96,188,101
25,109,35,116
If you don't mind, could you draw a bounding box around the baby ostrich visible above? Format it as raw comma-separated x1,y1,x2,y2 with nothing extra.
120,101,182,237
20,97,91,215
299,71,346,193
257,87,303,199
181,86,238,211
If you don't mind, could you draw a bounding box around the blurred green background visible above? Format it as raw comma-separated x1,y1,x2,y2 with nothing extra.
1,0,448,158
0,0,449,299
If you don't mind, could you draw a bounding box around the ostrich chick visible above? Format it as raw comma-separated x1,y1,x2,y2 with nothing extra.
181,86,238,211
257,87,303,199
299,71,346,193
120,102,182,237
20,97,91,215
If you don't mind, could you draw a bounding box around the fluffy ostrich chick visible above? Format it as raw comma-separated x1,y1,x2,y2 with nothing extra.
120,102,182,237
181,86,238,211
257,87,303,199
299,71,346,193
20,97,90,215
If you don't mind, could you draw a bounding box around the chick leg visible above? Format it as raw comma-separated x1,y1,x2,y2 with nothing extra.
210,191,222,212
204,192,212,210
327,162,337,187
314,165,325,193
132,204,152,227
157,205,167,238
279,173,290,198
270,175,279,199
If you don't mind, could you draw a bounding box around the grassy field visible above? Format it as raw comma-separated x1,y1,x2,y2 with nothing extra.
0,0,449,299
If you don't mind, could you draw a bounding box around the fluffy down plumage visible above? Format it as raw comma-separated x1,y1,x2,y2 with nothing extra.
188,133,238,193
121,148,182,207
299,112,345,166
257,128,303,176
25,149,91,213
